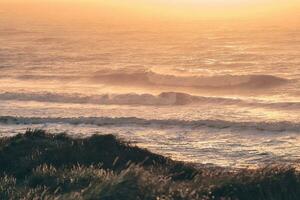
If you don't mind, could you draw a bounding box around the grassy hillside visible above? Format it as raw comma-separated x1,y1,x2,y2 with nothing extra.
0,129,299,200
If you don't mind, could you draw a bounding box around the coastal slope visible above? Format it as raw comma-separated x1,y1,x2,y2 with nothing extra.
0,129,299,200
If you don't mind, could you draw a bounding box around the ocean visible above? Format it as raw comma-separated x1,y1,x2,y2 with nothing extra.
0,22,300,168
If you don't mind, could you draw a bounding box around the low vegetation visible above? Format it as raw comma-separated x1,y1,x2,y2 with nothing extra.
0,129,299,200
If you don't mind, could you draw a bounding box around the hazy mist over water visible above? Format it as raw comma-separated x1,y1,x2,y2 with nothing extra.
1,18,300,168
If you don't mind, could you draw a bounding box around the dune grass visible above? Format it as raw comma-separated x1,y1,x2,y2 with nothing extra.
0,129,300,200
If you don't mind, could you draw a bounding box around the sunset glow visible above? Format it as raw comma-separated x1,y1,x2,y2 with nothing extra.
1,0,300,198
1,0,299,25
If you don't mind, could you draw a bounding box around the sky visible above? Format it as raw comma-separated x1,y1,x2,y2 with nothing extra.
0,0,299,26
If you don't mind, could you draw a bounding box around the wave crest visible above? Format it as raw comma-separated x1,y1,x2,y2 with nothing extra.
92,69,288,89
0,116,299,132
0,91,244,106
0,92,199,106
1,92,299,109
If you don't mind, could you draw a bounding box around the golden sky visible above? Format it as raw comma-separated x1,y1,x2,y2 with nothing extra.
1,0,299,25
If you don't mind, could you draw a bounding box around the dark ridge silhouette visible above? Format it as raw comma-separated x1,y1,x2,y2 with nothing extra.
0,129,196,180
0,129,300,200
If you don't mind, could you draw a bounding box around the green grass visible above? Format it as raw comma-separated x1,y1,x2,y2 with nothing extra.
0,129,299,200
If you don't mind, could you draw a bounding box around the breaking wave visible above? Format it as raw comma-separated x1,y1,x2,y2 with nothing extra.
1,91,299,109
92,69,288,89
0,91,237,106
0,116,299,132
